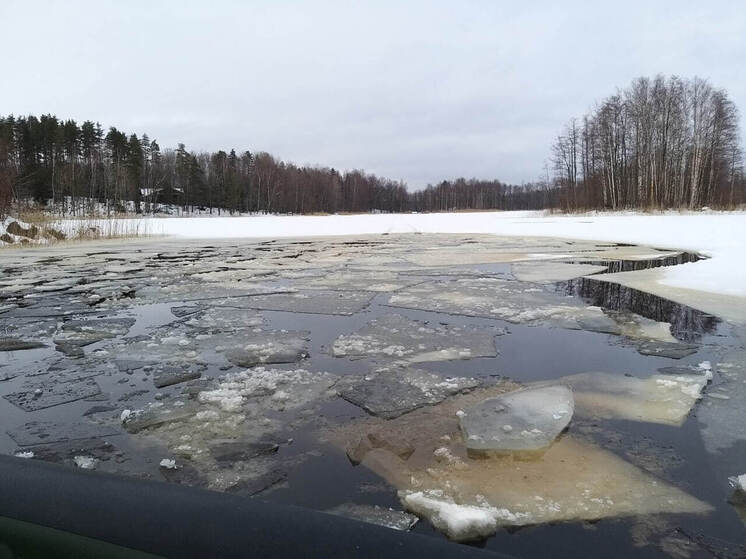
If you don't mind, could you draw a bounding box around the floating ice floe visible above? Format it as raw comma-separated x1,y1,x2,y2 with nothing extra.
388,278,623,334
305,271,420,292
223,332,310,368
198,367,338,413
511,262,607,283
73,455,97,469
325,503,418,531
698,350,746,454
329,384,711,542
459,385,574,451
729,474,746,492
241,290,375,316
548,370,710,426
160,458,178,469
331,313,501,363
4,378,102,411
336,366,480,419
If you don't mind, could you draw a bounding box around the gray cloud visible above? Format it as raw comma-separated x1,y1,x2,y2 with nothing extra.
1,0,744,187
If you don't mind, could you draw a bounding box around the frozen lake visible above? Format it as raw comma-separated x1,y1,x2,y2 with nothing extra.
1,233,744,557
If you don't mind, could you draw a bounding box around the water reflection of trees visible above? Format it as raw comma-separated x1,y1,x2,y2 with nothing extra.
557,277,720,342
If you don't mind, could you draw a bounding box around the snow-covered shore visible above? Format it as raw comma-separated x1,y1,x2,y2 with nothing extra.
131,211,746,299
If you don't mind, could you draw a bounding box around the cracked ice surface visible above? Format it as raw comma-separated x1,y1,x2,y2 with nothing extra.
331,313,502,363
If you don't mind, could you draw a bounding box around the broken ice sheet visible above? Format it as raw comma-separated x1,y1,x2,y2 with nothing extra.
511,262,607,283
222,331,310,368
53,317,136,349
459,385,574,451
123,367,338,491
243,290,375,316
304,271,420,292
698,350,746,454
180,306,265,330
4,378,102,411
331,313,502,363
387,278,623,334
325,503,418,531
7,420,119,446
547,370,710,426
327,384,711,542
336,366,481,419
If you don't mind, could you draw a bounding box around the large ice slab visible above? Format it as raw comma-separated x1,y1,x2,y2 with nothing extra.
325,503,418,531
329,384,711,541
511,262,607,283
243,290,375,315
459,385,573,451
387,278,623,333
551,371,710,426
331,313,501,363
336,366,480,419
698,350,746,454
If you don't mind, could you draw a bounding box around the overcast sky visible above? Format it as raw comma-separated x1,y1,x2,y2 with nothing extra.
1,1,744,188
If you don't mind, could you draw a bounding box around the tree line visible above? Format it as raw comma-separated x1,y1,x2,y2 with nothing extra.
551,75,744,209
0,75,743,218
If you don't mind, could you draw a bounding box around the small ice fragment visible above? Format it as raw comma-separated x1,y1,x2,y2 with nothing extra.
73,456,96,469
729,474,746,491
455,410,466,418
14,451,34,459
159,459,177,469
120,409,132,423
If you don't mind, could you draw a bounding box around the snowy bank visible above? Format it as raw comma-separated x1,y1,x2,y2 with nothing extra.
66,210,746,302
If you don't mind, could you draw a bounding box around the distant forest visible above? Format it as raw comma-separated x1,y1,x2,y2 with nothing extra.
0,75,743,216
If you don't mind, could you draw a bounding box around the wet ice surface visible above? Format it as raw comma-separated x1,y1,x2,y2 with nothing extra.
0,233,744,557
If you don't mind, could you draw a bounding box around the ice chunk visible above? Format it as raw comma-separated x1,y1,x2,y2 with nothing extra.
401,490,522,541
697,350,746,454
729,474,746,492
4,378,102,411
551,372,709,426
331,313,501,363
459,385,574,451
242,290,375,316
159,458,177,469
387,278,622,334
198,367,338,413
0,338,46,351
223,332,309,368
73,455,97,469
634,340,698,359
336,366,480,419
6,421,119,447
326,503,418,531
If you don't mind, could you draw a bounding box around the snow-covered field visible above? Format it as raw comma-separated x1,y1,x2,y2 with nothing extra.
132,211,746,300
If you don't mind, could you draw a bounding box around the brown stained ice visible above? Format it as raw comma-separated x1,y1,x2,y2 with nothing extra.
327,382,712,541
